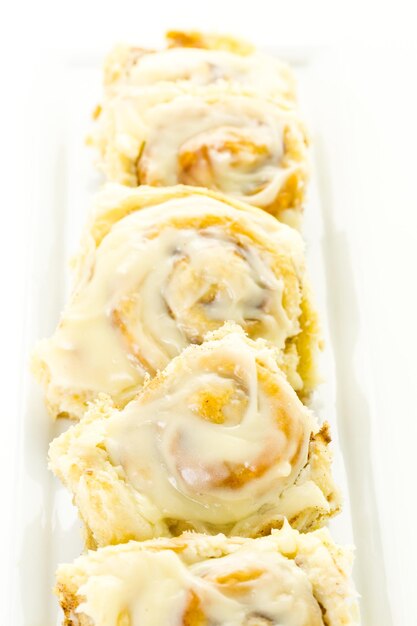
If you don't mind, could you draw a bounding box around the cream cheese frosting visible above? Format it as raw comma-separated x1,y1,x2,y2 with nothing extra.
34,185,321,420
55,525,359,626
77,548,323,626
104,326,312,526
104,43,296,104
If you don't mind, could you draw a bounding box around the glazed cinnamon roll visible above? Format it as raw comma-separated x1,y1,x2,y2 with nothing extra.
91,83,308,225
104,31,296,104
48,323,339,546
33,185,321,420
55,524,359,626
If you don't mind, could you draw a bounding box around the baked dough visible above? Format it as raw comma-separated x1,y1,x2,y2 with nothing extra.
33,184,321,420
55,523,359,626
48,323,339,547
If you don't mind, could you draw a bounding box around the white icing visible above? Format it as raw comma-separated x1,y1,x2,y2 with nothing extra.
76,540,324,626
111,46,296,103
104,329,312,527
95,86,307,209
39,193,302,411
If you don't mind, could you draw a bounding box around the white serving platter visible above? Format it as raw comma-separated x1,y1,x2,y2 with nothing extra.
9,47,393,626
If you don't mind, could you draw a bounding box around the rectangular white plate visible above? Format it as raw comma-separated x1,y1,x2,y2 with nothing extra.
10,47,393,626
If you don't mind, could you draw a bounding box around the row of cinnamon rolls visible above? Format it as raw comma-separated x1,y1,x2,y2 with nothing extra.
33,31,359,626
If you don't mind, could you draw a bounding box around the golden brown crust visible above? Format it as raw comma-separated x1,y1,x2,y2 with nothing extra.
165,30,255,55
55,583,91,626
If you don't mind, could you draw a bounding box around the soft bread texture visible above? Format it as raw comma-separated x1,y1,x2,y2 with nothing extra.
33,184,321,420
55,524,359,626
90,31,307,225
49,323,339,547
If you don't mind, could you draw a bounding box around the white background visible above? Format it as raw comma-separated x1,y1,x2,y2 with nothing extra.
1,1,416,624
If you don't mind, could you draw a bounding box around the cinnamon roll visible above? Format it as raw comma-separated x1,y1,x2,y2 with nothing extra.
48,323,339,547
55,524,359,626
91,83,308,225
104,31,295,104
33,185,321,420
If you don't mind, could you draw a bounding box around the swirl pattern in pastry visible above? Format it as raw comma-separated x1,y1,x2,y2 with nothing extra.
48,323,339,546
91,83,308,225
55,524,359,626
33,185,321,420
